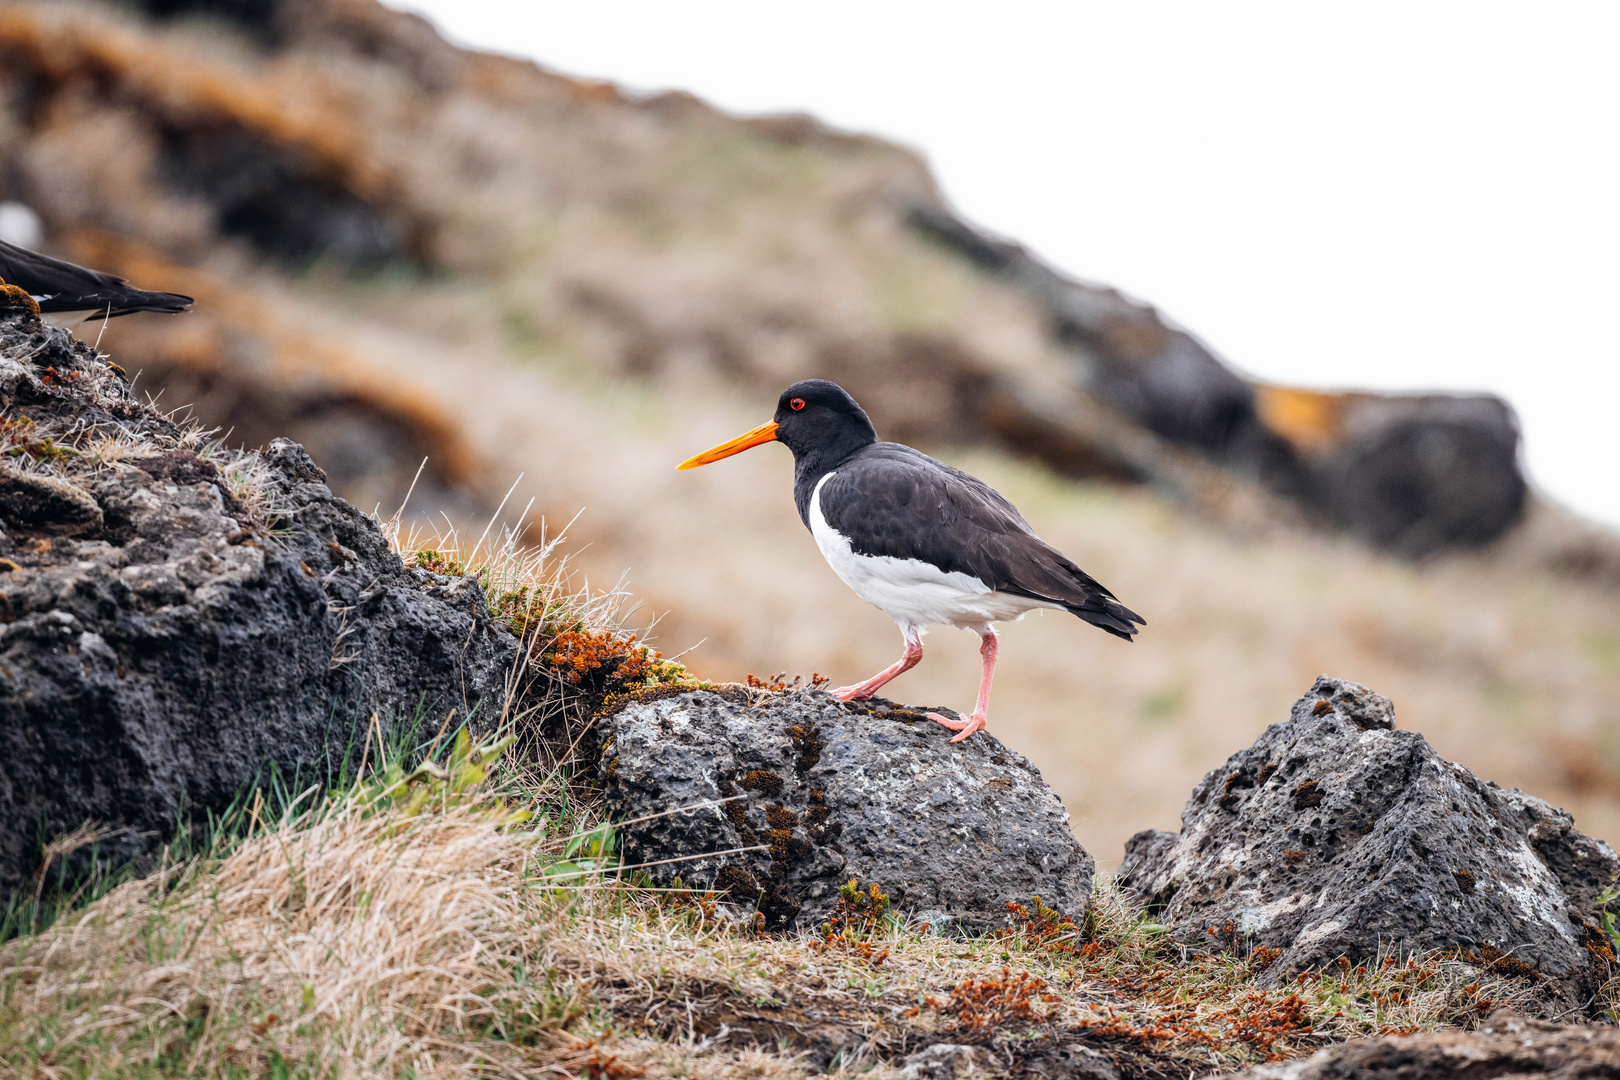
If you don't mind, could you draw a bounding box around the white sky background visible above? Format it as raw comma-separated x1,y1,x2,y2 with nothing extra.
390,1,1620,528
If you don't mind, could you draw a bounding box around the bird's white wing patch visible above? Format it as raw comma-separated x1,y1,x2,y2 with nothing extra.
808,472,1059,637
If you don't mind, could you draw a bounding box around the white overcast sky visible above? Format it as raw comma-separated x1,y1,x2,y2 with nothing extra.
391,1,1620,528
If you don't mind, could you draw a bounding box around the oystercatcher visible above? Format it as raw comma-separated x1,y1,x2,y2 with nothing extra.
679,379,1143,742
0,239,192,321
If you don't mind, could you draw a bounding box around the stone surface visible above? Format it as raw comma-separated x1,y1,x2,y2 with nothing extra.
0,310,519,892
1218,1010,1620,1079
596,688,1094,931
1118,676,1620,1010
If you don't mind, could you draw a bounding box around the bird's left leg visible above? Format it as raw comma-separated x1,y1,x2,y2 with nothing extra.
832,633,923,702
929,628,997,743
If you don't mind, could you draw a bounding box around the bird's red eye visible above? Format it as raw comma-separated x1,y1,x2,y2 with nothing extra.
790,398,806,411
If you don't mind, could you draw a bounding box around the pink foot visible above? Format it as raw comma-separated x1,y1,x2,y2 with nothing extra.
831,637,924,703
928,710,988,743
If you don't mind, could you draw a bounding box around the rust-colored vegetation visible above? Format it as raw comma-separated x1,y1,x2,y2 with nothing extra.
1,416,77,464
812,878,892,967
744,672,831,692
932,968,1062,1036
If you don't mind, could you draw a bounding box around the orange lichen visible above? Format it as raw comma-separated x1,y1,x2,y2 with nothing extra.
737,770,785,796
0,280,40,318
544,630,654,687
1253,384,1348,454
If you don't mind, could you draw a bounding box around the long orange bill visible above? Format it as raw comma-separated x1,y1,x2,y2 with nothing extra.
677,421,780,470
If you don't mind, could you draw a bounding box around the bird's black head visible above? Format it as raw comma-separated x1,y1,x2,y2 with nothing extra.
769,380,877,466
677,379,876,474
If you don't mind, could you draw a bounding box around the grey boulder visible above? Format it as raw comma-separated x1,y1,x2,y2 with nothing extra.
1118,676,1619,1009
0,310,519,894
596,688,1094,931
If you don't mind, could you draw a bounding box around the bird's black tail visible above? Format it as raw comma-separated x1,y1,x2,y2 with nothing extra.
1054,559,1145,641
1067,595,1145,641
74,289,194,320
0,238,193,318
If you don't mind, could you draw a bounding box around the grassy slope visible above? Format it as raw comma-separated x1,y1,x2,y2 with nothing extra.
0,486,1582,1078
0,693,1552,1080
11,0,1618,870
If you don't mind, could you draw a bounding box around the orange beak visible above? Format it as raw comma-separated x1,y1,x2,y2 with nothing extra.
677,421,780,470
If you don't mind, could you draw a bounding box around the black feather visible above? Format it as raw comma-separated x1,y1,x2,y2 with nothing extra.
0,239,192,318
809,443,1145,640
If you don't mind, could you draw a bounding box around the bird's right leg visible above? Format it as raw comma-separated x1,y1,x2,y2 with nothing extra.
832,634,923,702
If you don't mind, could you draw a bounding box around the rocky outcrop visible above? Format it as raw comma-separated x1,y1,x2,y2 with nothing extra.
1218,1010,1620,1079
910,206,1528,555
0,306,519,892
596,688,1093,931
1118,676,1619,1010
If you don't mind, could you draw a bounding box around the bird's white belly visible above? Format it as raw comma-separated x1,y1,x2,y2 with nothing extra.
809,473,1059,636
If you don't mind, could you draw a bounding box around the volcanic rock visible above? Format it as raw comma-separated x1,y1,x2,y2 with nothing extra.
1118,676,1619,1010
596,687,1094,931
0,308,519,893
1218,1009,1620,1079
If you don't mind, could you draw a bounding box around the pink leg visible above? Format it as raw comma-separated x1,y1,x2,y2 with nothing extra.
929,630,997,743
832,635,923,702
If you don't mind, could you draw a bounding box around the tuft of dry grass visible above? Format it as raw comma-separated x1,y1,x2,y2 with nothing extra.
379,507,708,767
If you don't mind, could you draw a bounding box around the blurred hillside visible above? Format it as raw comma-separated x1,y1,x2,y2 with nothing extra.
2,0,1618,862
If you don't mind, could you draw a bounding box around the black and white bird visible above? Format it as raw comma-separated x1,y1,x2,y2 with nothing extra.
0,238,193,322
678,378,1143,742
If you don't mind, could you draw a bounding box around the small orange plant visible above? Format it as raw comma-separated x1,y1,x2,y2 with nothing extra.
812,878,892,966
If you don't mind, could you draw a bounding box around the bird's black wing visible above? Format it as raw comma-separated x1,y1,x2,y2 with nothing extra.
817,443,1145,639
0,240,192,317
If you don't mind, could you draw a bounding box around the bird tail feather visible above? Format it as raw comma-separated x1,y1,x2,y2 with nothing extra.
1067,597,1144,641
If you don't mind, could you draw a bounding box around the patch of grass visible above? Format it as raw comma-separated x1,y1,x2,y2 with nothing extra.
0,699,1568,1080
381,512,709,769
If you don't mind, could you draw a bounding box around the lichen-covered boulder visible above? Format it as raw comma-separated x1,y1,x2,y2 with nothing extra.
1118,676,1619,1010
0,309,518,893
596,687,1093,931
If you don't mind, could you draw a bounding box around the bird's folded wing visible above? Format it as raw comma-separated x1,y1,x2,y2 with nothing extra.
818,443,1143,636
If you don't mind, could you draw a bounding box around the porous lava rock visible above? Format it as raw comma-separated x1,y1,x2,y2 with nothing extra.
0,308,518,893
1218,1009,1620,1079
596,688,1094,931
1118,676,1620,1011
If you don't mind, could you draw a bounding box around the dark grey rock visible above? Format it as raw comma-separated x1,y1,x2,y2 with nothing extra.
0,310,519,893
1117,675,1620,1010
0,462,103,535
1215,1009,1620,1079
597,688,1093,932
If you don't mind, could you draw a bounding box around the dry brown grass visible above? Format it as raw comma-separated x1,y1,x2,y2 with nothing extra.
0,743,839,1080
1,738,1551,1080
